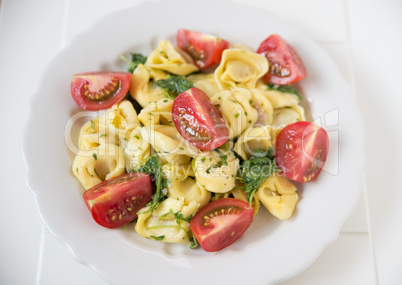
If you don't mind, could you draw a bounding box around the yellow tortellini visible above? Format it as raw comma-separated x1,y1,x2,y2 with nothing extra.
124,127,151,172
140,125,200,165
272,105,306,141
187,73,220,98
212,88,258,139
256,80,301,109
215,48,268,90
130,64,166,108
97,100,141,142
138,98,174,126
193,149,239,193
135,197,198,244
233,125,272,160
257,175,298,220
145,40,199,79
72,143,125,190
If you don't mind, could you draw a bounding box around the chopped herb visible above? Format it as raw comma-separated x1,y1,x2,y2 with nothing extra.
159,209,191,224
237,147,280,206
235,113,240,118
249,99,253,104
133,156,171,213
163,99,168,103
119,53,147,73
248,120,252,124
76,167,79,174
267,83,301,100
92,153,97,160
201,157,206,163
99,133,106,138
179,147,184,150
90,119,95,130
150,235,165,241
153,74,194,98
230,99,238,103
134,135,140,139
215,149,228,166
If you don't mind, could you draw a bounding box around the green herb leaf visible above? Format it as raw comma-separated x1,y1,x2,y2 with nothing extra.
149,235,165,241
92,153,97,160
238,147,280,206
120,53,147,73
159,209,191,224
267,83,301,100
153,74,194,98
134,156,170,213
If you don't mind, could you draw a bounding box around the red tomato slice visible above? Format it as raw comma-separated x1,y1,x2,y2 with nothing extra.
172,87,228,150
71,71,131,111
83,172,152,228
177,29,230,69
257,34,307,85
275,121,329,183
190,198,254,252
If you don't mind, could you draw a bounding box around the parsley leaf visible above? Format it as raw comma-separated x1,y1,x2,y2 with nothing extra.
120,53,147,73
133,156,171,213
150,235,165,241
267,83,301,100
238,147,280,206
153,74,194,98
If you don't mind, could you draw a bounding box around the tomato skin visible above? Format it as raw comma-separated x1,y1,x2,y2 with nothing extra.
257,34,307,85
275,121,329,183
172,87,228,150
177,29,230,69
71,72,131,111
190,198,254,252
83,172,152,228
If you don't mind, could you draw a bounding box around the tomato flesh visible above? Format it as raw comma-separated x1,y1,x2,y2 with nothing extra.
276,121,329,183
177,29,230,69
257,34,307,85
172,87,228,150
190,198,254,252
71,72,131,111
83,172,152,228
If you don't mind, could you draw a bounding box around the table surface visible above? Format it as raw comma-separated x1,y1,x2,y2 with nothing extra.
1,0,401,284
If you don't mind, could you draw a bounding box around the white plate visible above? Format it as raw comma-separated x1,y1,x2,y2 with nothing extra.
23,0,365,284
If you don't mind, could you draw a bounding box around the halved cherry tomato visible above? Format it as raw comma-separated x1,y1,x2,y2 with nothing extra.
83,172,152,228
172,87,228,150
177,29,230,69
257,34,307,85
190,198,254,252
275,121,329,183
71,72,131,111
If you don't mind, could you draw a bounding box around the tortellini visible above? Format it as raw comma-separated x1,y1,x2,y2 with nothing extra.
233,125,272,160
212,88,258,139
130,64,166,108
124,127,151,172
215,48,268,90
256,80,301,109
187,73,220,98
257,175,298,220
145,40,198,79
140,125,200,165
135,197,198,244
193,149,239,193
72,143,125,190
138,98,174,126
